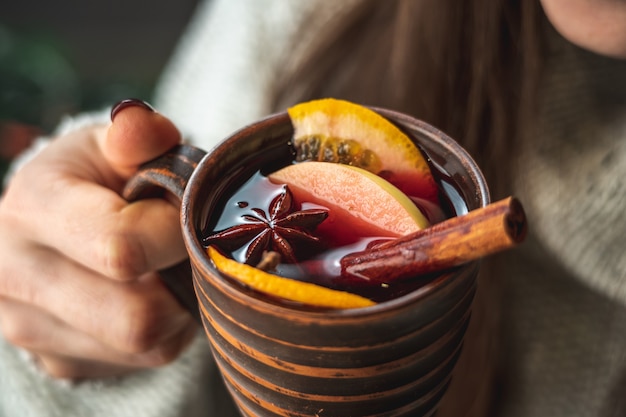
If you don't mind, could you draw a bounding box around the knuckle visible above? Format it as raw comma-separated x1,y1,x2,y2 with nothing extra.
140,325,195,367
38,357,83,380
0,315,36,349
42,363,76,380
100,232,147,280
142,346,180,367
119,311,160,354
112,292,166,354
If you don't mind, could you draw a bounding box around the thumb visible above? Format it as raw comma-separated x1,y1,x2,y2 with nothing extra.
103,99,182,179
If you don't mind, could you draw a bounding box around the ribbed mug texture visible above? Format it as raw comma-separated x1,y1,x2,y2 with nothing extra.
183,110,489,417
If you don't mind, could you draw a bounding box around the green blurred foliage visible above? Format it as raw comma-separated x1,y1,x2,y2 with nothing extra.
0,24,152,189
0,25,79,129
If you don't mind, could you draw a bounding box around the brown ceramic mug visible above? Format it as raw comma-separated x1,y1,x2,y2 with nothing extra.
123,108,490,417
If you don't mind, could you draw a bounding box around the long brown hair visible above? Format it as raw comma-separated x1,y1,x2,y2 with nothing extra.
272,0,546,198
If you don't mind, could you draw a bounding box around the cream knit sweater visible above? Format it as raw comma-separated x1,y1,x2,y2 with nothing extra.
497,25,626,417
1,1,624,416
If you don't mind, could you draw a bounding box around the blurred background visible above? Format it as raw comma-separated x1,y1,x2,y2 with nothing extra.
0,0,200,186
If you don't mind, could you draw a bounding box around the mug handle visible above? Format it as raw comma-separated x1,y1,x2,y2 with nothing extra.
122,144,207,323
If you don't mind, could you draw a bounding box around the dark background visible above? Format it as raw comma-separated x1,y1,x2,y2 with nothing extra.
0,0,200,183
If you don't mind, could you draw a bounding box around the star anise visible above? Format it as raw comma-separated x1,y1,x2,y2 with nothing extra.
204,185,328,265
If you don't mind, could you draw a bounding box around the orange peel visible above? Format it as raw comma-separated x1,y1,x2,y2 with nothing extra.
288,98,439,202
207,246,375,309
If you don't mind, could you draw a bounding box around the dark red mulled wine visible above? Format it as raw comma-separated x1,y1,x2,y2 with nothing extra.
201,129,468,303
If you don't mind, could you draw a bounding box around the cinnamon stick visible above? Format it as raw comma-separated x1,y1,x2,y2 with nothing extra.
340,197,527,283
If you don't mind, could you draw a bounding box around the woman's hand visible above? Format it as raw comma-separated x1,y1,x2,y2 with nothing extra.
0,101,197,379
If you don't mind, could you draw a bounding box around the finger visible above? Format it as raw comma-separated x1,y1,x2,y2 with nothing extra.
4,156,186,280
0,237,194,354
37,354,140,379
3,101,185,279
103,99,182,179
36,321,196,380
34,321,197,380
0,297,198,375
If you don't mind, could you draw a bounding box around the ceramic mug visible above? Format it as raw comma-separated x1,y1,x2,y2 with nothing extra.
123,108,490,417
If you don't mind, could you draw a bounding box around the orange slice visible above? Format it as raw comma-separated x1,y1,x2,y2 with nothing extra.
288,98,438,202
207,246,375,309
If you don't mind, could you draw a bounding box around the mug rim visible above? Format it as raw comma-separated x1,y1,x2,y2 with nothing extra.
182,109,489,319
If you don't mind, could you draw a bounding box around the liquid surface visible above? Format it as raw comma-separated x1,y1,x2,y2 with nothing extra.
202,137,468,302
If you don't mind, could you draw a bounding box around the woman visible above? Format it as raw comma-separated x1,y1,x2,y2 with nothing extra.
0,0,624,416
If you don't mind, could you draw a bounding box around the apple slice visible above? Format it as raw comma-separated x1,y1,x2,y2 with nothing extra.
288,98,439,203
269,161,429,244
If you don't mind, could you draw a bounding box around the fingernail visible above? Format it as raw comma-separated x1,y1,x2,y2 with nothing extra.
110,98,156,122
